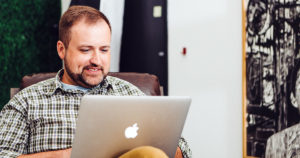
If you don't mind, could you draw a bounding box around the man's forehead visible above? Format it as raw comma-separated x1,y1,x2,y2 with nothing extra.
68,19,111,45
71,18,109,31
70,20,110,38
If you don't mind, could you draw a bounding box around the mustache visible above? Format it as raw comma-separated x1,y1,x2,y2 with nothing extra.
83,65,104,71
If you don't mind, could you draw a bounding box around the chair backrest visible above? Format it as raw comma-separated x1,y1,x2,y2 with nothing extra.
16,72,161,96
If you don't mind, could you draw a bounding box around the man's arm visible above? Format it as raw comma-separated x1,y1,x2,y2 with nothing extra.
178,137,192,158
17,148,72,158
0,96,29,157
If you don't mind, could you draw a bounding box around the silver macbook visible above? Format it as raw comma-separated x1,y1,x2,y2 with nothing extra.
71,96,191,158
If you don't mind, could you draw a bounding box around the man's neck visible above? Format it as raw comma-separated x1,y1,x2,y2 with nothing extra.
60,81,90,93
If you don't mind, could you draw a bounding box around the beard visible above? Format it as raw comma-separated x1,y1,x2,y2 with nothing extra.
64,59,107,88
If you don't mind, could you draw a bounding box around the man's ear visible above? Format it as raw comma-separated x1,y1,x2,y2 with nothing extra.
57,41,66,60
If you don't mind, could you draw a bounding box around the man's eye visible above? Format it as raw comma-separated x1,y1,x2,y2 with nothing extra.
101,49,109,52
80,49,89,52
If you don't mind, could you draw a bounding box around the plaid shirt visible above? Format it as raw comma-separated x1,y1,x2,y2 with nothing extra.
0,70,192,158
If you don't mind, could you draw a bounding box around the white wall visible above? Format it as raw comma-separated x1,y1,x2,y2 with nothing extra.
100,0,125,72
61,0,71,14
168,0,242,157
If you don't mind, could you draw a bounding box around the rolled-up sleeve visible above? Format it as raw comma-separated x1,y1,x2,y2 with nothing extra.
178,137,192,158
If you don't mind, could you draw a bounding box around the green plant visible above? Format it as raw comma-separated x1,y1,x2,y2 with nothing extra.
0,0,61,109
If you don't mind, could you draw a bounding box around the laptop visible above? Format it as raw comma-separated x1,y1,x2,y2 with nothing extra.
71,96,191,158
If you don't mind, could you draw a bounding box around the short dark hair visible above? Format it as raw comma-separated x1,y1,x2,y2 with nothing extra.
59,5,111,48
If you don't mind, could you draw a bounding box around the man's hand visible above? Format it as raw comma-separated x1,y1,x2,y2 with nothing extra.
17,148,72,158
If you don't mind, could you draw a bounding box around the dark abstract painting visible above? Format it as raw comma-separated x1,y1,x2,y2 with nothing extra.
244,0,300,157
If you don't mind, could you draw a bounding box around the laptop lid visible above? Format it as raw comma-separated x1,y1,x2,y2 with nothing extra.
71,96,191,158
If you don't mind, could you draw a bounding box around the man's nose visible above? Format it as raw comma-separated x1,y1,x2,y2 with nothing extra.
90,51,102,65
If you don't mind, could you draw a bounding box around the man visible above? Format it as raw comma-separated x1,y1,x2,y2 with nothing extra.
265,59,300,158
0,6,191,158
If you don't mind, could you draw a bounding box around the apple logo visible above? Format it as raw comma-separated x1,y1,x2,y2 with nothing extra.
125,123,139,139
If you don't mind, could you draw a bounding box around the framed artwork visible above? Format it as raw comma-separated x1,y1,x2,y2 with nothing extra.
243,0,300,157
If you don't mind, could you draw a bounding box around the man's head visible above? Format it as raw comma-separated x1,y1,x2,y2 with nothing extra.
59,6,111,49
57,6,111,88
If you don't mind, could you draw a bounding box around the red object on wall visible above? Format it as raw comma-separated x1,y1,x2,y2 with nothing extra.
182,47,187,55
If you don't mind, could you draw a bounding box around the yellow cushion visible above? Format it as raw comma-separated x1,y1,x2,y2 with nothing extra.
119,146,169,158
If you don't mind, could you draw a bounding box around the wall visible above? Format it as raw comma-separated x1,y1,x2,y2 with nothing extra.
168,0,243,157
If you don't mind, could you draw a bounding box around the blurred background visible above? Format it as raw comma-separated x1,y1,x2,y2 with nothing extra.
0,0,242,157
0,0,61,107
